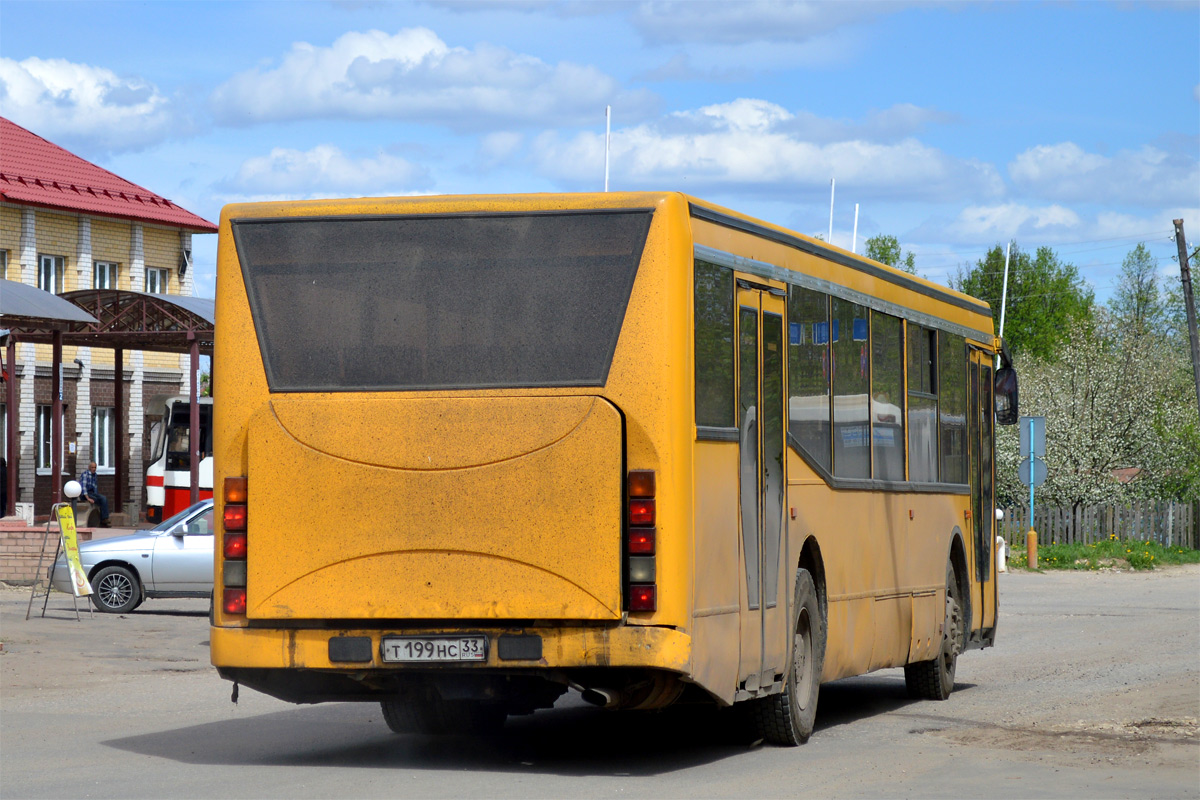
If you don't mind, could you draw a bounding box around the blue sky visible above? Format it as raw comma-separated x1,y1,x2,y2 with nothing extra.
2,1,1197,301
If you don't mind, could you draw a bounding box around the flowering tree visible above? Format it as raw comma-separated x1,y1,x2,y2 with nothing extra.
996,315,1200,508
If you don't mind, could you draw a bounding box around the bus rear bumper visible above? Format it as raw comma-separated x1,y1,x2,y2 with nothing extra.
210,623,694,706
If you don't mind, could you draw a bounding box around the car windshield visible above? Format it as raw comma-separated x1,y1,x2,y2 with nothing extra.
150,503,209,532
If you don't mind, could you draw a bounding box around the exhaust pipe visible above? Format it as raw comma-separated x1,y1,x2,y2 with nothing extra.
580,687,619,708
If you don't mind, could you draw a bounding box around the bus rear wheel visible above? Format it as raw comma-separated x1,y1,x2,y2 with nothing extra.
381,696,506,736
752,568,824,746
905,563,962,700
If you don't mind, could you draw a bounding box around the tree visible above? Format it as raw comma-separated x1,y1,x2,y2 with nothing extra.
994,315,1200,509
953,244,1094,362
1109,243,1164,339
864,234,916,274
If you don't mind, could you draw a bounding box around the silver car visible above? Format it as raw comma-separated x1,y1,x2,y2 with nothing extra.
51,499,215,613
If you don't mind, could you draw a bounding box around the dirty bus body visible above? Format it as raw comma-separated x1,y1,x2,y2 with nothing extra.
211,192,1014,743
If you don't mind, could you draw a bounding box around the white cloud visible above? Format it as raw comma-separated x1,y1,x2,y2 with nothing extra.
911,203,1198,248
531,100,1002,201
629,1,912,45
928,203,1083,244
221,145,432,195
1009,142,1200,207
209,27,656,130
0,56,183,153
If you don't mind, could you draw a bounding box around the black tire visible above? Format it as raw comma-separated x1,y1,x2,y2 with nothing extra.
381,698,421,734
90,565,141,613
381,696,506,736
905,563,963,700
752,568,825,745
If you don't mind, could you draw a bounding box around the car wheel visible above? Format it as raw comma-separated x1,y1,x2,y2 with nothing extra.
90,565,141,613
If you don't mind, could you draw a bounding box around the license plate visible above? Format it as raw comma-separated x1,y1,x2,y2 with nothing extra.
381,636,487,663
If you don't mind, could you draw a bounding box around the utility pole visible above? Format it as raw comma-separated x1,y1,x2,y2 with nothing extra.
1174,219,1200,416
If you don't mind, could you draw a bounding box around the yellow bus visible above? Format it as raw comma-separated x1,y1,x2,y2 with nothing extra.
210,192,1018,744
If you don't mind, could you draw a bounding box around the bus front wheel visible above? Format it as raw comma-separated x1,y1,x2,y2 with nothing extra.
752,568,824,745
905,563,962,700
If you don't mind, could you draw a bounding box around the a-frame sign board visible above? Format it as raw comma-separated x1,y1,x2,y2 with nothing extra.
25,503,93,620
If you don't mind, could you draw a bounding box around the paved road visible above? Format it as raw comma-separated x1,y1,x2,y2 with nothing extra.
2,566,1197,799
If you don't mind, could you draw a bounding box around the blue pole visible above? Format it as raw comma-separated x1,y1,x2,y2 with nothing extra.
1028,417,1035,529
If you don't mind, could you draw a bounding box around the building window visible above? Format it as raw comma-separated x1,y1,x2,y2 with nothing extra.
1,403,6,463
38,255,65,294
146,267,168,294
92,407,114,471
1,250,9,280
36,405,52,470
94,261,118,289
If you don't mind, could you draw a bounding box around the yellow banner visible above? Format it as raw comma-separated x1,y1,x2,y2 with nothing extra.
56,506,93,597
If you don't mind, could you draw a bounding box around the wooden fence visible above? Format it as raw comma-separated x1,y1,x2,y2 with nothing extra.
999,500,1199,550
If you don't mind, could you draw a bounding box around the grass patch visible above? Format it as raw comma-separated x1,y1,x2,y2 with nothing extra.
1007,538,1200,571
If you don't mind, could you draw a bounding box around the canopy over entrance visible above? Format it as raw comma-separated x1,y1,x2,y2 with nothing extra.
2,286,214,515
0,279,100,329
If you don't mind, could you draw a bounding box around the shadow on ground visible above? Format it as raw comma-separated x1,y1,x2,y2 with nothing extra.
105,678,965,776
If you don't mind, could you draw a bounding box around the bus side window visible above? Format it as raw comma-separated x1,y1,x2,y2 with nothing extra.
938,331,968,484
870,311,905,482
831,297,870,479
907,325,938,482
694,259,735,429
787,286,831,472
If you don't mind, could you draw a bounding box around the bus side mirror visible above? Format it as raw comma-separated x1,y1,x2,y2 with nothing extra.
994,367,1018,425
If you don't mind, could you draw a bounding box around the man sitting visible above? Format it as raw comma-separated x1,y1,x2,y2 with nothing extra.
79,461,111,528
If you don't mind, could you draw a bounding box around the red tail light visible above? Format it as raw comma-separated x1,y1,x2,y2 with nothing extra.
223,504,247,532
627,470,657,613
223,588,247,615
629,499,655,526
629,585,656,612
224,533,247,559
629,528,655,554
222,476,249,615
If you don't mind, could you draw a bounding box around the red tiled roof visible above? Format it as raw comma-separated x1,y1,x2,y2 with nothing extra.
0,117,217,233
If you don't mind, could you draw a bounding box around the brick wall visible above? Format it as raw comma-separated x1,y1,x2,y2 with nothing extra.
0,524,94,585
92,217,130,289
34,210,81,290
0,205,19,278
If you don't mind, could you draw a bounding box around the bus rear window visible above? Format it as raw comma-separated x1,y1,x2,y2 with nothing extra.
232,210,653,392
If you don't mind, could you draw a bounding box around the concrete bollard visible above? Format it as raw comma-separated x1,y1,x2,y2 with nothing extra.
1026,528,1038,569
996,534,1007,572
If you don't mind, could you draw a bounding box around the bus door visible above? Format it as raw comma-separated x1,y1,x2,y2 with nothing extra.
968,349,997,632
735,277,789,694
